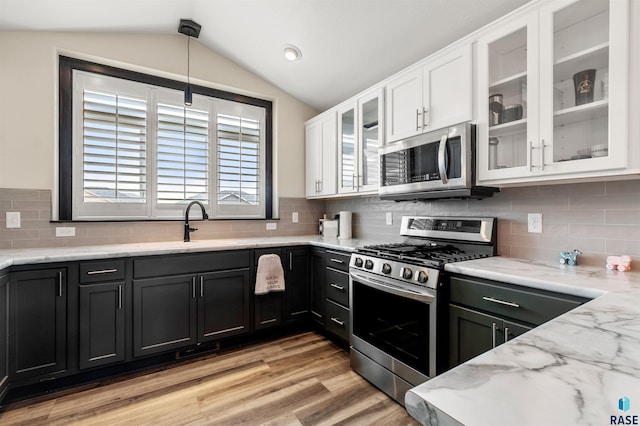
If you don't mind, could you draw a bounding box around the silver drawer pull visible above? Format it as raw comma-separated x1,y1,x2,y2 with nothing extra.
482,296,520,308
330,317,344,327
330,283,345,291
330,258,344,264
87,268,118,275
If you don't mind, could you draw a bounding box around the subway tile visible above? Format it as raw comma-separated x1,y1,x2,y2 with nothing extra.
570,224,640,240
605,179,640,195
604,240,640,256
12,239,62,249
0,189,42,201
605,210,640,225
544,209,604,225
570,193,640,210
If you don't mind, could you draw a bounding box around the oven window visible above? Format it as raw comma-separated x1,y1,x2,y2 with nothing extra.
352,281,430,375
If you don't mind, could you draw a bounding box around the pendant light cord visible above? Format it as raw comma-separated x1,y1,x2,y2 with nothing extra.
187,36,191,86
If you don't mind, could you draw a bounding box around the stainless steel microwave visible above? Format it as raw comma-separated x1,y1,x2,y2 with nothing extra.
378,123,498,200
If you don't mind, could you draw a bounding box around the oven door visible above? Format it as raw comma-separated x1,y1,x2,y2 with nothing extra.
349,269,437,390
378,123,471,196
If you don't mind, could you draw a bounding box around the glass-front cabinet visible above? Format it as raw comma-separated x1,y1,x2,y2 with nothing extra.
337,88,383,194
477,0,629,184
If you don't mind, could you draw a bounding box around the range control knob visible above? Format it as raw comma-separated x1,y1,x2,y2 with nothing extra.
402,267,413,280
354,257,363,267
417,270,428,283
382,263,392,274
364,259,374,270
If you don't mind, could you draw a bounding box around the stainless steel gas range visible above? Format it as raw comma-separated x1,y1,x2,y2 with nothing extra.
349,215,497,405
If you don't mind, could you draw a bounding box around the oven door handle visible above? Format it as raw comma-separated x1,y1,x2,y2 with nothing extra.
350,271,436,304
437,134,449,184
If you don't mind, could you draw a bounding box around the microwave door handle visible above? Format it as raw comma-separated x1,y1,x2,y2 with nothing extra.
437,134,449,184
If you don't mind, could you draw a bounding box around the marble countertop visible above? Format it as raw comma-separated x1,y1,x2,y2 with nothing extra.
0,235,392,270
406,257,640,426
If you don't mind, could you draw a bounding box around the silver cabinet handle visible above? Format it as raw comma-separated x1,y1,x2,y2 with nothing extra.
416,108,422,131
529,141,534,172
200,276,204,298
491,322,497,348
118,284,122,310
504,327,510,343
482,296,520,308
330,317,345,327
422,107,429,128
352,174,356,190
318,180,322,194
540,139,546,171
330,283,345,291
289,252,293,270
58,271,63,297
330,258,344,264
192,276,196,299
437,134,449,184
86,268,118,275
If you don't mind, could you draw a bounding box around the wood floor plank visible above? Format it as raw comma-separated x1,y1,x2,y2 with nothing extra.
0,332,420,425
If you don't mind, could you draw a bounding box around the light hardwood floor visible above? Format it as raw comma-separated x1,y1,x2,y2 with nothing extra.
0,332,420,425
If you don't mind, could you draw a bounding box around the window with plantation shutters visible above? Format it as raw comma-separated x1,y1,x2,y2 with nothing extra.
156,104,209,205
217,114,260,205
69,66,269,220
82,90,147,204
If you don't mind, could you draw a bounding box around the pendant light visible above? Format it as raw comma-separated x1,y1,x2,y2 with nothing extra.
178,19,201,106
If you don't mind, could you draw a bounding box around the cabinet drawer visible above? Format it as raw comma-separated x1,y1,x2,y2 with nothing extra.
326,300,349,342
325,268,349,306
450,276,586,326
325,250,351,272
134,250,251,278
80,260,125,284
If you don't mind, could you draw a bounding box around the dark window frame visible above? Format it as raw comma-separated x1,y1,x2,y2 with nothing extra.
58,55,273,221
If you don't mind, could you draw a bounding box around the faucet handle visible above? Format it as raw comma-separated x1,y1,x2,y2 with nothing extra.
189,227,198,232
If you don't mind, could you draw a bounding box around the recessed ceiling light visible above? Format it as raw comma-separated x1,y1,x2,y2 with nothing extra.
284,45,302,61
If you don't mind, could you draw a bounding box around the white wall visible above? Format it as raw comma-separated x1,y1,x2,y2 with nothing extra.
0,31,317,198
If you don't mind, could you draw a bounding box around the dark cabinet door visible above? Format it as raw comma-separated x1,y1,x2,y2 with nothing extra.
79,282,125,369
253,248,283,330
449,304,503,368
449,305,533,369
133,275,197,357
284,247,309,323
0,273,8,401
198,269,250,342
310,248,326,325
503,319,532,343
10,268,67,380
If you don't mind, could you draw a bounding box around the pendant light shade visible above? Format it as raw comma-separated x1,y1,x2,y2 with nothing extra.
178,19,201,106
184,84,193,106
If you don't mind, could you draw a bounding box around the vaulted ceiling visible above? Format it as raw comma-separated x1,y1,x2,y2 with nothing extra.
0,0,531,111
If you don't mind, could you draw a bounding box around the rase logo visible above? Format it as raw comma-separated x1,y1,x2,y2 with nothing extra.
611,396,639,425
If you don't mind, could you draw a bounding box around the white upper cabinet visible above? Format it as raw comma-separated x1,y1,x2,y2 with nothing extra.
305,112,337,198
385,44,472,144
337,88,383,195
477,0,629,184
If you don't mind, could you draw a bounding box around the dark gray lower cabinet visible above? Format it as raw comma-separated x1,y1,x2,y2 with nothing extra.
284,247,309,323
0,273,8,401
79,282,125,369
448,274,588,369
310,248,326,325
133,268,251,357
198,269,251,341
253,248,283,330
9,268,67,381
133,275,197,357
449,305,531,366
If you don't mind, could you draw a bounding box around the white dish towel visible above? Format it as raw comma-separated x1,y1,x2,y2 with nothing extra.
255,254,285,295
